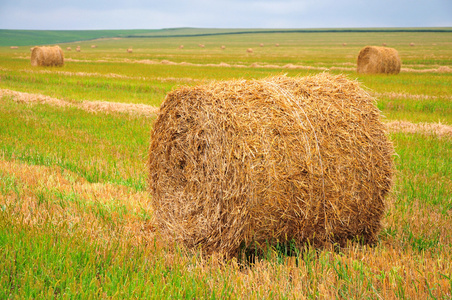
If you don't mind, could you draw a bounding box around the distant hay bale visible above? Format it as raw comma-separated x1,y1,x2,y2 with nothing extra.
410,42,415,47
342,43,347,46
127,48,133,53
148,73,394,257
260,43,264,47
357,46,401,74
76,46,81,52
199,44,205,48
179,45,184,49
246,48,253,53
66,47,72,51
275,43,279,47
221,45,226,49
382,43,387,46
30,46,64,67
91,45,97,48
10,46,18,49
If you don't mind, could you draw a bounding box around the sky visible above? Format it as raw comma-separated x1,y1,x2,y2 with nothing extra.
0,0,451,30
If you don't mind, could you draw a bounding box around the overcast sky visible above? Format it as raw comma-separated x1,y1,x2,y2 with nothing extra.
0,0,451,30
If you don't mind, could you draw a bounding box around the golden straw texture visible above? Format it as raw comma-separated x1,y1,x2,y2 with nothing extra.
148,73,394,257
30,46,64,67
357,46,401,74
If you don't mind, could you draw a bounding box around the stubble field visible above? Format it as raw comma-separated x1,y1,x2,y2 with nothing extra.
1,29,451,299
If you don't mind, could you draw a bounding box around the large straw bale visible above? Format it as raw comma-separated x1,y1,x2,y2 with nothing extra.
148,73,394,257
357,46,401,74
30,46,64,67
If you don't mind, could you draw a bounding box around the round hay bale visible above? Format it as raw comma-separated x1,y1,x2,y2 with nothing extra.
30,46,64,67
148,73,394,257
127,48,133,53
410,42,415,47
91,45,97,48
66,47,72,51
275,43,280,47
179,45,184,49
357,46,401,74
342,43,347,46
76,46,81,52
221,45,226,49
259,43,264,47
10,46,18,49
382,43,387,46
246,48,253,53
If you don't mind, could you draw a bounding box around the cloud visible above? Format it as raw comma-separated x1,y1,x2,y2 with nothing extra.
0,0,451,29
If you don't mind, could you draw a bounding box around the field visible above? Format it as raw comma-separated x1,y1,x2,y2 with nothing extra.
1,28,452,299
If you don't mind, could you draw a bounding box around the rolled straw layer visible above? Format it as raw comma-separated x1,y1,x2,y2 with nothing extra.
31,46,64,67
357,46,401,74
148,73,394,257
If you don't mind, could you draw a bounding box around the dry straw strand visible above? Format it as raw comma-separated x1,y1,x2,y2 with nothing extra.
30,46,64,67
148,73,395,257
357,46,401,74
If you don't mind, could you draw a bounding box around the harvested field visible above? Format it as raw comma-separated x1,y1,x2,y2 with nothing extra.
1,28,451,299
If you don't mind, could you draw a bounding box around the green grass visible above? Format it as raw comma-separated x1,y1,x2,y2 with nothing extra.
0,217,218,299
0,98,151,190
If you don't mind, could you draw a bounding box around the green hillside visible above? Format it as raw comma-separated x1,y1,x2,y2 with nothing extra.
0,29,154,46
1,27,451,47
